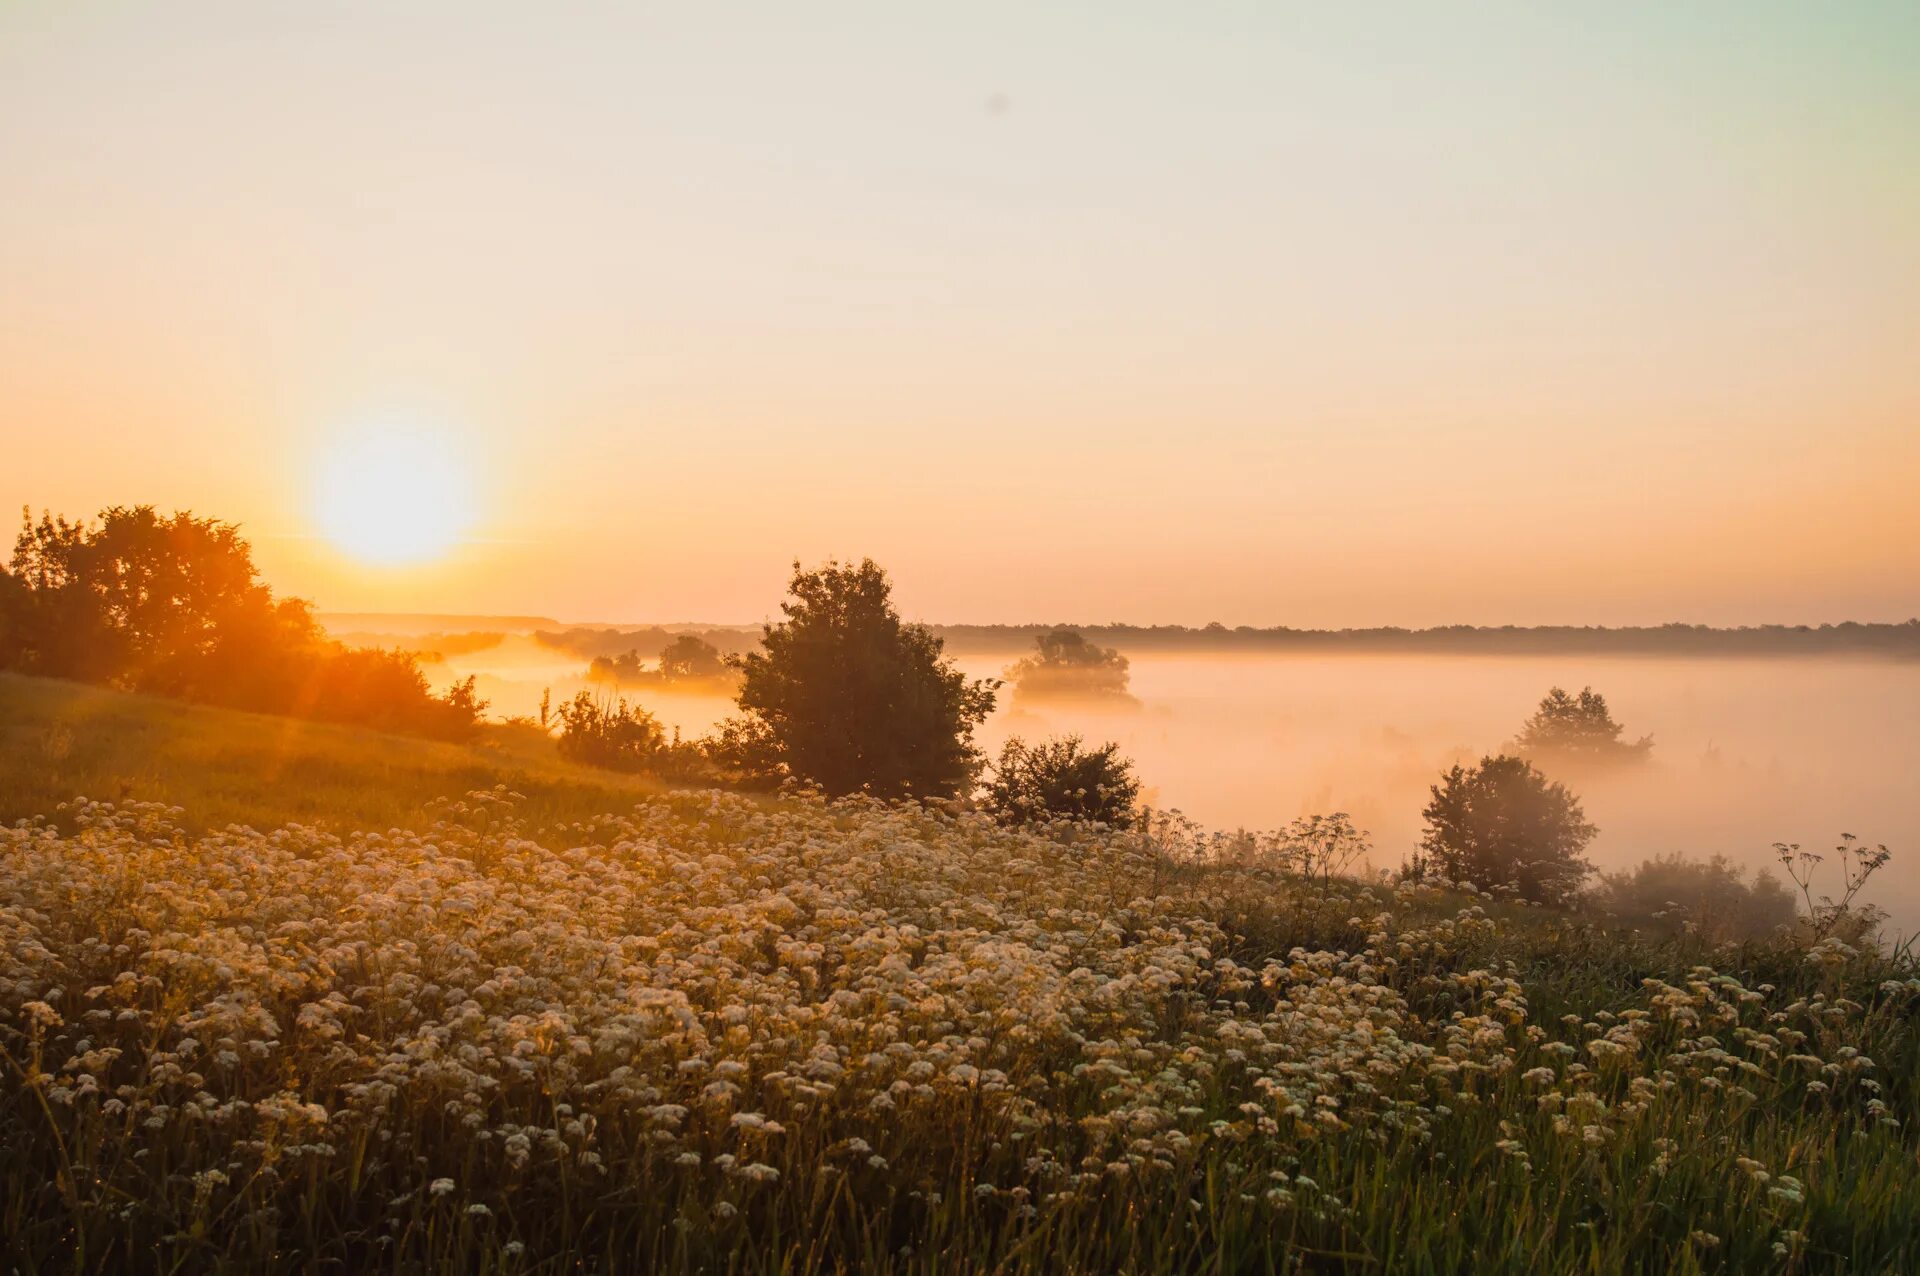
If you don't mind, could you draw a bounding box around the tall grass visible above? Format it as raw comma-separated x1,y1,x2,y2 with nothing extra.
2,786,1915,1272
0,671,673,834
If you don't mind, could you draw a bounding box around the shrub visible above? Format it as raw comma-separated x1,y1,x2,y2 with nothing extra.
553,690,667,771
1004,629,1133,704
981,735,1140,827
722,559,997,798
1591,853,1796,942
1410,754,1596,905
1511,686,1652,765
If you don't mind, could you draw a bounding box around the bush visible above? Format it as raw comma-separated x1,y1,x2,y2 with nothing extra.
1410,754,1596,905
981,735,1140,827
722,559,997,798
1004,629,1133,704
1591,853,1796,942
1510,686,1652,765
553,690,668,771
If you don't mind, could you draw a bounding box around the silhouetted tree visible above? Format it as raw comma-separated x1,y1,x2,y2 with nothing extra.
0,506,484,739
981,735,1140,828
1410,755,1596,905
586,635,734,688
658,634,728,681
1511,686,1652,764
719,559,997,798
1005,629,1133,703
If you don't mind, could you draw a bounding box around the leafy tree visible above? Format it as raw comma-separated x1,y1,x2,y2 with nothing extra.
0,506,483,739
981,735,1140,828
658,634,727,681
1005,628,1133,703
1591,853,1795,943
1411,754,1596,905
721,559,997,798
1511,686,1651,764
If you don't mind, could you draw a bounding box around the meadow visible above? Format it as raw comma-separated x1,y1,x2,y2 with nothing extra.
0,672,672,835
2,676,1917,1272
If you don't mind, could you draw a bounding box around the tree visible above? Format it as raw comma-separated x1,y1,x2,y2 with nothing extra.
1511,686,1651,764
658,634,728,681
722,559,997,798
1004,628,1133,703
981,735,1140,828
1,505,484,739
1411,755,1596,905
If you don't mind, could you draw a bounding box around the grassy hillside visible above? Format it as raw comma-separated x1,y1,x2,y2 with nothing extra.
3,790,1917,1273
2,672,1916,1272
0,671,669,833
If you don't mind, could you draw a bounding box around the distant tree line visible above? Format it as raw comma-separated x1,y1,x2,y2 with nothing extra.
586,635,739,691
535,626,757,663
925,620,1920,659
329,630,506,662
0,507,485,740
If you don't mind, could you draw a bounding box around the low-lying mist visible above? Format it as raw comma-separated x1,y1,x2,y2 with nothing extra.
436,648,1920,933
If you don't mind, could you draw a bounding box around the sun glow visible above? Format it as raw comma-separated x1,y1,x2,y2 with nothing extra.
313,427,475,566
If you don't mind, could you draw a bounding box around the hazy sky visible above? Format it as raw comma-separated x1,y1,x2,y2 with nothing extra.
3,2,1916,626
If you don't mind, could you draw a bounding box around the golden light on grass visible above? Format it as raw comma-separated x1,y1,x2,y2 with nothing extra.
312,425,475,566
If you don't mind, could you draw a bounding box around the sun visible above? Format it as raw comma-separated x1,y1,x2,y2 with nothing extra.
313,427,475,566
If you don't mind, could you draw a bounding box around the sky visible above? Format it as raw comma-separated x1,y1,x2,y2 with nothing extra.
2,1,1916,627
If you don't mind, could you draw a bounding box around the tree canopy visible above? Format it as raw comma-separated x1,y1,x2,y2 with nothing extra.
0,506,483,739
1412,754,1596,905
721,559,997,798
1005,628,1133,703
1511,686,1652,764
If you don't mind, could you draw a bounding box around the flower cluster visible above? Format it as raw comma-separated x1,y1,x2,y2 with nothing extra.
1,791,1913,1271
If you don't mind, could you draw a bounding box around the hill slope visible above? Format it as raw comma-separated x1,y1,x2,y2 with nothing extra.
0,671,668,832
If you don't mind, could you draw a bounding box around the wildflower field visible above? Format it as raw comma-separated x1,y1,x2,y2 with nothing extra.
3,788,1917,1273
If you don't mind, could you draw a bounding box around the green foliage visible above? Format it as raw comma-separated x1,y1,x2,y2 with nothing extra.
1511,685,1652,764
1004,628,1133,702
981,734,1140,827
553,689,668,771
0,506,483,739
0,788,1913,1274
723,559,997,798
1411,754,1597,904
1592,852,1796,942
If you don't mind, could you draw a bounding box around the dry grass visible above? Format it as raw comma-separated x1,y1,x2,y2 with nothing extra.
0,672,673,835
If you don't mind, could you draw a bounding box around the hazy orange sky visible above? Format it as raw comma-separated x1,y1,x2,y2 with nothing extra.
4,2,1916,627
